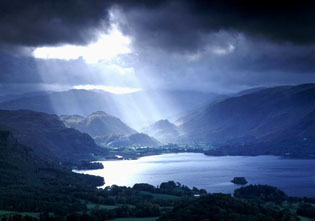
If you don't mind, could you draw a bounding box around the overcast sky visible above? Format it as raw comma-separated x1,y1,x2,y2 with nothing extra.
1,0,315,95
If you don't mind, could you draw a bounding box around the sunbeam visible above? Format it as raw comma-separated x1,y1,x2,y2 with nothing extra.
73,84,141,94
31,19,179,130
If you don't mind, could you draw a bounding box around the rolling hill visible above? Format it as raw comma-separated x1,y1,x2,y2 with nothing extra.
181,84,315,157
0,109,105,164
142,119,179,143
95,133,160,147
60,111,136,137
0,89,218,129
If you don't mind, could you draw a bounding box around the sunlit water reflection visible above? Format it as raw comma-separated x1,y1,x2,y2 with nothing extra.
75,153,315,197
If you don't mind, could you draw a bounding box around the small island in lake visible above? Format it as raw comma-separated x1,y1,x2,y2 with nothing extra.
231,177,248,185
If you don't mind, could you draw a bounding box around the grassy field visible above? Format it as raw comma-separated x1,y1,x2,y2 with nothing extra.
150,193,179,200
110,217,158,221
86,203,119,210
0,210,40,218
299,216,312,221
139,191,179,200
86,202,136,210
276,202,312,221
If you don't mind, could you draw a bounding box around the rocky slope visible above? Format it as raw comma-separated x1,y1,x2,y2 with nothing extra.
95,133,160,147
0,110,105,164
60,111,136,137
181,84,315,156
142,119,179,143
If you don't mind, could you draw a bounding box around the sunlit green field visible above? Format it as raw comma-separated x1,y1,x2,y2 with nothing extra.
86,202,136,210
0,210,40,218
110,217,158,221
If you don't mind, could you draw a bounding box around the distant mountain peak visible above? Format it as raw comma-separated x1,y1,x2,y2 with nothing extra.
142,119,179,143
0,88,222,129
153,119,173,127
96,132,160,147
234,87,267,97
90,111,109,116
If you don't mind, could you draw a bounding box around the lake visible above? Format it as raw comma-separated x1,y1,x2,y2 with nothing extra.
75,153,315,197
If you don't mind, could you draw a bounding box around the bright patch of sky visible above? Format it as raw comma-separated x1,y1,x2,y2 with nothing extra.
33,25,132,64
212,43,235,55
73,84,141,94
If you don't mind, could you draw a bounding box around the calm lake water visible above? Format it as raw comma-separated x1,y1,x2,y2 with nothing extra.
76,153,315,197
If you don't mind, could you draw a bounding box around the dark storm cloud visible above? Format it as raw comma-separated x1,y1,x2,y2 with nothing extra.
185,0,315,44
1,0,315,49
1,0,315,95
108,0,315,92
0,0,112,47
130,34,315,93
0,0,170,48
115,0,315,53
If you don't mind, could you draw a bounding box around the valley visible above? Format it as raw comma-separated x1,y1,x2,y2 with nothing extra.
1,84,315,220
1,2,315,220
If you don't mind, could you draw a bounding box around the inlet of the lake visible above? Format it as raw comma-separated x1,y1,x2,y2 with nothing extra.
75,153,315,197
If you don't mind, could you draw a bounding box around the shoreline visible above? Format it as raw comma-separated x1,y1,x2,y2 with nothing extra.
74,153,315,198
95,150,315,163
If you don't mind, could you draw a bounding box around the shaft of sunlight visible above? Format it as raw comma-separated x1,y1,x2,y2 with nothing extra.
32,9,180,130
73,85,141,94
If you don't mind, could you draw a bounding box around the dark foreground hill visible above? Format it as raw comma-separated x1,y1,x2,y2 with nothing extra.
181,84,315,157
0,130,103,187
0,130,104,215
159,193,295,221
0,109,106,164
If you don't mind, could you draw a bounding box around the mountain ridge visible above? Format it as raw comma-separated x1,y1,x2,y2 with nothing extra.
0,89,219,129
0,109,105,164
181,83,315,157
60,111,136,137
142,119,179,143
